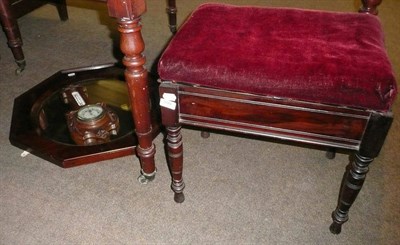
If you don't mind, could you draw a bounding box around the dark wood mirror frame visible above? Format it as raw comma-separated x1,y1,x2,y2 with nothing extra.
9,64,160,168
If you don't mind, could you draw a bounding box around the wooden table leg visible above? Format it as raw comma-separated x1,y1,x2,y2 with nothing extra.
0,0,26,74
107,0,156,183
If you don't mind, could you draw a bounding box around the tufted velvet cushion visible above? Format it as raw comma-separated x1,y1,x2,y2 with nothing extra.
158,3,397,111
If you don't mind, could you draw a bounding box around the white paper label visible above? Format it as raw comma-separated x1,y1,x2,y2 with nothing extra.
162,93,177,102
160,98,177,110
72,91,86,106
21,151,30,157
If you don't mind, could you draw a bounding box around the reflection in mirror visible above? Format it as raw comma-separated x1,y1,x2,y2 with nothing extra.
40,79,133,145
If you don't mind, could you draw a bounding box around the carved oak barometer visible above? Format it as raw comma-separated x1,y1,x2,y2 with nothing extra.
62,84,120,145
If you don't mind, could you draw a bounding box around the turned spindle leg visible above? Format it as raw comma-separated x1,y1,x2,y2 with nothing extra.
329,112,392,233
359,0,382,15
200,131,210,139
166,0,177,34
0,0,25,74
117,18,157,184
108,0,157,184
55,0,69,21
330,153,373,234
326,147,336,159
166,126,185,203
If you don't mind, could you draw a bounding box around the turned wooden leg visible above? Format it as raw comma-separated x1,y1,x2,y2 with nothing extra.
54,0,69,21
326,147,336,159
0,0,25,74
118,18,157,184
167,126,185,203
359,0,382,15
166,0,177,34
329,111,392,234
200,131,210,138
330,153,373,234
159,81,184,202
108,0,157,184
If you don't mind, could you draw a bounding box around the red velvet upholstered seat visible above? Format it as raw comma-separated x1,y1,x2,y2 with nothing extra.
158,3,397,111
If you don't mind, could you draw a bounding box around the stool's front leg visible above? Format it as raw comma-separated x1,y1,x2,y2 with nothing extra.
107,0,156,183
330,153,372,234
167,126,185,203
159,82,185,203
330,112,393,234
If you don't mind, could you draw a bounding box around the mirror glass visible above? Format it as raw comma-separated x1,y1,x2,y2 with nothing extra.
39,79,133,145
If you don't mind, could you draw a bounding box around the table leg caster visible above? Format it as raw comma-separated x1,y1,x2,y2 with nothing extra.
137,168,156,184
15,59,26,75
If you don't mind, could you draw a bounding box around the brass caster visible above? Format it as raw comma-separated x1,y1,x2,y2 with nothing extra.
137,168,156,185
15,60,26,75
169,25,177,34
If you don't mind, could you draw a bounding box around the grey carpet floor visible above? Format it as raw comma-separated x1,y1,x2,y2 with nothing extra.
1,0,399,244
